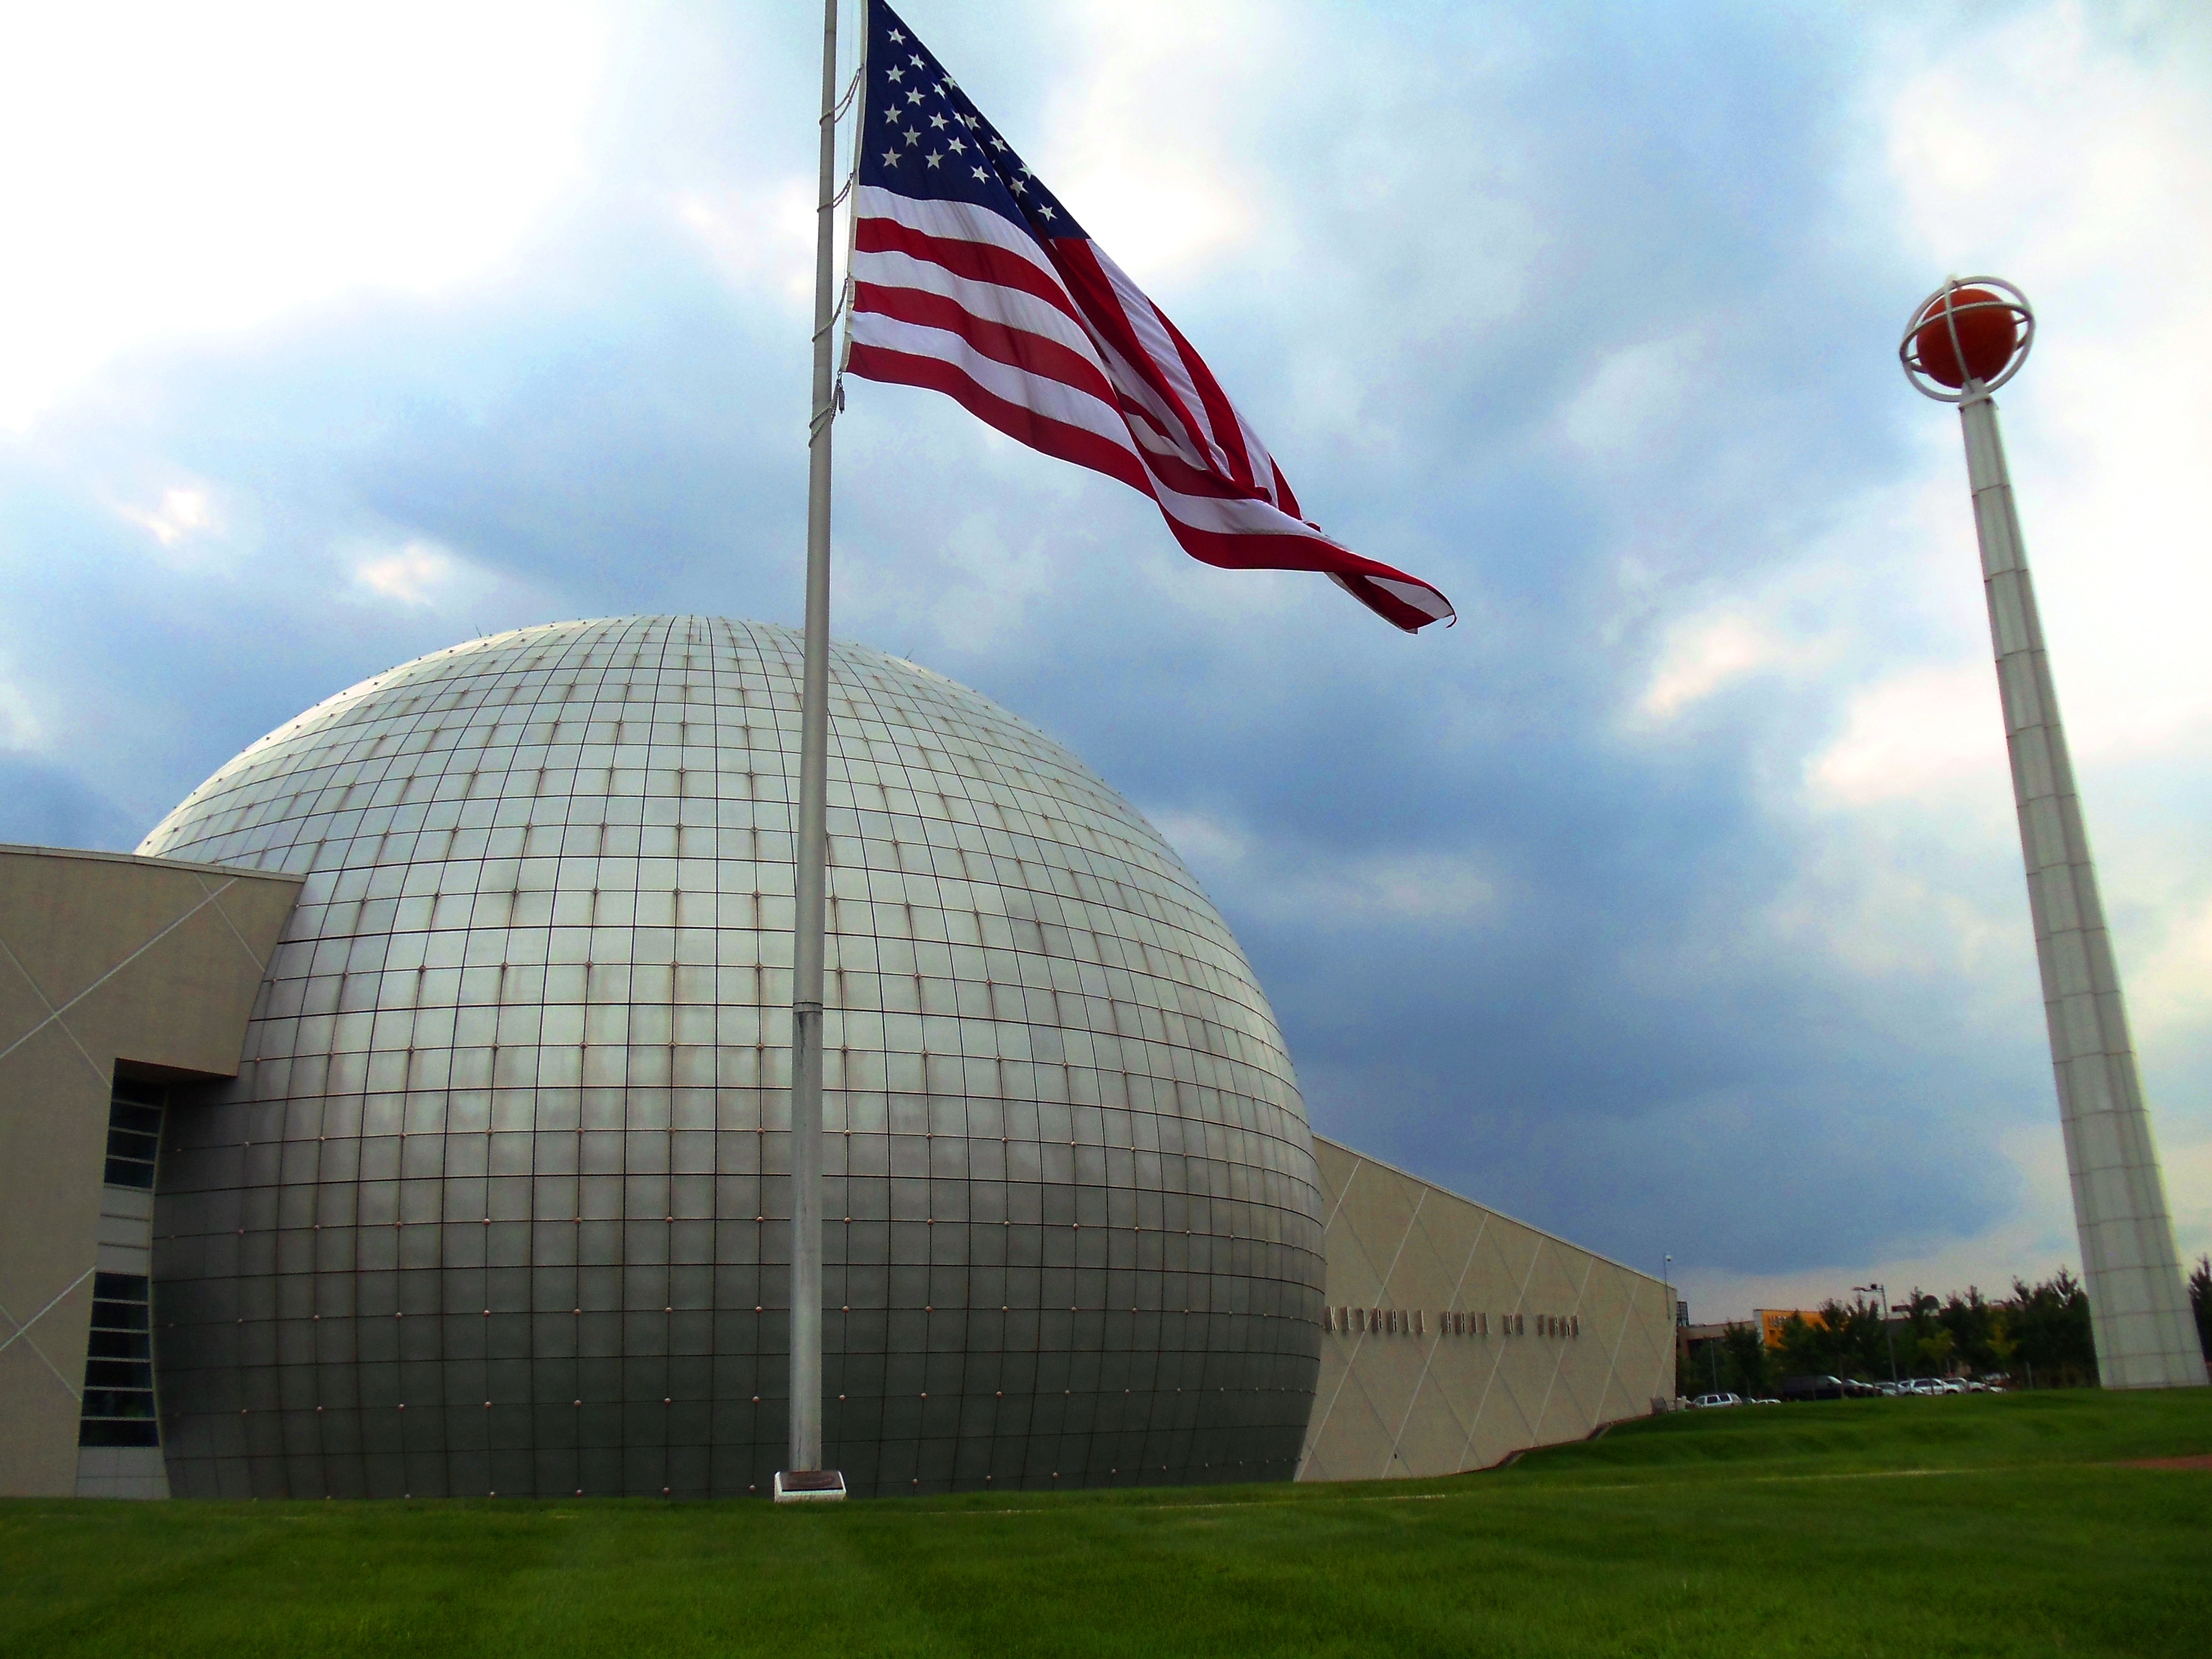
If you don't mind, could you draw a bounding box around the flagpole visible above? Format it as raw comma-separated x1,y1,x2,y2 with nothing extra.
777,0,843,1501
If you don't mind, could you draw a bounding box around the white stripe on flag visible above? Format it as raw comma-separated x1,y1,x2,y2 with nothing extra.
1141,471,1326,540
1366,575,1456,618
1228,405,1280,509
1090,243,1237,480
849,312,1144,455
1085,327,1217,475
854,185,1062,282
851,248,1104,363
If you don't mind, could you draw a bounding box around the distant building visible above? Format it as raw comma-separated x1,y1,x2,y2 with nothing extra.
1,617,1672,1498
1758,1308,1828,1349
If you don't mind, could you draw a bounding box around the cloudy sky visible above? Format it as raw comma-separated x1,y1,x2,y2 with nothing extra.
4,0,2208,1321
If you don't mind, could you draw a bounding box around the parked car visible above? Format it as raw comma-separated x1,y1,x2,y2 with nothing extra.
1688,1392,1743,1409
1780,1375,1846,1402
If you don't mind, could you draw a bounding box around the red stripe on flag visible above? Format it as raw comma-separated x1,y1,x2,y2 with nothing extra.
1155,306,1258,492
1044,238,1221,472
855,218,1082,326
1130,439,1276,505
846,342,1155,497
1159,519,1450,632
852,282,1119,410
1330,575,1448,634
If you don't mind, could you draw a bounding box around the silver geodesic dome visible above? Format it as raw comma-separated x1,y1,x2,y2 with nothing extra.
138,615,1324,1498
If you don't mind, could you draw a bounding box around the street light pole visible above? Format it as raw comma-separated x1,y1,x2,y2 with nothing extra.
1857,1282,1897,1386
1882,1284,1895,1386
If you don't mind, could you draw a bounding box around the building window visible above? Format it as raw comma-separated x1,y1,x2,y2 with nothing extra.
104,1076,166,1190
78,1272,159,1448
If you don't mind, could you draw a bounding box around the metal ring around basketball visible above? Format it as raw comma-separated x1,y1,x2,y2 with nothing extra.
1899,275,2035,403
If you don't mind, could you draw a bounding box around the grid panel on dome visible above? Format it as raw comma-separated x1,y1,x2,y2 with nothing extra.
140,616,1324,1498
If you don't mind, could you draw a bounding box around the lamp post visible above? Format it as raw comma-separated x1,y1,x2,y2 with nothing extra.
1855,1281,1897,1386
1900,278,2204,1390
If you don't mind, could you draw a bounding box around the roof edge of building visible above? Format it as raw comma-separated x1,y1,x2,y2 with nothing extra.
1313,1132,1664,1288
0,842,305,886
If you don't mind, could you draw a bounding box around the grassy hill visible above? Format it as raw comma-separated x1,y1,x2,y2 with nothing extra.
3,1389,2206,1658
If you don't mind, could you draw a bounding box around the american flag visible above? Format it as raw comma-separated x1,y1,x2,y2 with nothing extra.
843,0,1456,634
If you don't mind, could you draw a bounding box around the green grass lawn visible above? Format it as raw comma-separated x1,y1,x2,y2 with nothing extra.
4,1389,2208,1658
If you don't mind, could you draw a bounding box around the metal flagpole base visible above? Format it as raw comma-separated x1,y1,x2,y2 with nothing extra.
773,1470,848,1504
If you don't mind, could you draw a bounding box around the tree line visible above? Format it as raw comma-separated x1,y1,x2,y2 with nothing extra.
1681,1255,2212,1398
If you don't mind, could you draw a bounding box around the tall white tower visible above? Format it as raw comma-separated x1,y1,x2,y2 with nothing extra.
1901,277,2204,1388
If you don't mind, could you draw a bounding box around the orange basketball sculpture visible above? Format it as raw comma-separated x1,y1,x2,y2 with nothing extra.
1909,287,2019,388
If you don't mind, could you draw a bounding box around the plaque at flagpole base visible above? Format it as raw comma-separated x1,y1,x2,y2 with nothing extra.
773,1470,848,1504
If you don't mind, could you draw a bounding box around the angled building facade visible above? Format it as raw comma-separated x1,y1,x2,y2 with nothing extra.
1299,1139,1673,1481
0,846,301,1497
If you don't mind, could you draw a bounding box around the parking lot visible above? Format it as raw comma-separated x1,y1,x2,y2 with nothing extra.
1686,1375,2011,1408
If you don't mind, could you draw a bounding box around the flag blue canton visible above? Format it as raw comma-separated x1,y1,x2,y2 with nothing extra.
857,1,1084,243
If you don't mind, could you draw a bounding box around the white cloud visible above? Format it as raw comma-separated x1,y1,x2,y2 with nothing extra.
1560,333,1704,454
1637,612,1791,722
676,181,817,307
2130,890,2212,1046
0,666,43,750
349,540,468,608
1036,0,1265,280
0,1,611,429
2165,1133,2212,1270
1766,819,2025,987
119,487,212,549
1807,660,2004,808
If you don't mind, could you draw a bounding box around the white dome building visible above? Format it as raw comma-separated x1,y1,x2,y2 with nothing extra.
136,615,1327,1498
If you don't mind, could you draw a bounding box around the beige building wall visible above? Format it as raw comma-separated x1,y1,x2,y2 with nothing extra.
0,845,299,1498
1300,1135,1673,1483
